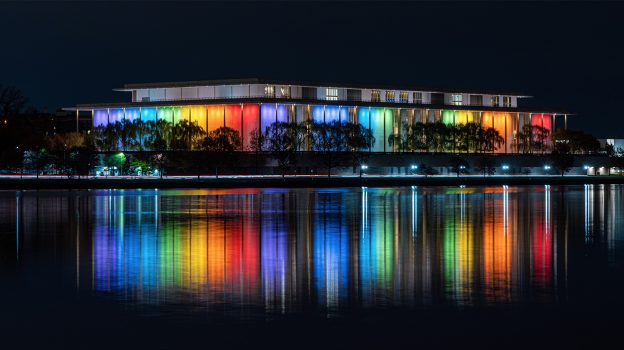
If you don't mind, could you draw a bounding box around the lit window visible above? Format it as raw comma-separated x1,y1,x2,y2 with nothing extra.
503,96,512,107
264,85,275,98
399,91,408,103
371,90,381,102
385,91,395,102
451,94,463,106
413,92,423,104
280,86,290,98
326,88,338,101
491,95,500,107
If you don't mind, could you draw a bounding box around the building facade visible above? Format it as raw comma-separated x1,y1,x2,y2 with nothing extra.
68,79,567,153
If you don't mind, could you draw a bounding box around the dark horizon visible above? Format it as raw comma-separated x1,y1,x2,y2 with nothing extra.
2,1,624,137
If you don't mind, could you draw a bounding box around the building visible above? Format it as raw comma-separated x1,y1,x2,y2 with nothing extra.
66,78,569,153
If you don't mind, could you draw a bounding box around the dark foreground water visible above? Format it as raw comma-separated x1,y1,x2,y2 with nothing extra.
1,185,624,349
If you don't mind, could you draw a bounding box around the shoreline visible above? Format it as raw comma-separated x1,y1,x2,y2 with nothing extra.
1,175,623,190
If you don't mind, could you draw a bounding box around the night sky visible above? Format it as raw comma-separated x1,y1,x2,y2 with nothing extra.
1,1,623,137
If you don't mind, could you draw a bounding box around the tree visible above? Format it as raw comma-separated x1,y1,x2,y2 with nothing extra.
0,85,28,121
144,120,171,151
449,155,469,177
22,149,48,178
106,152,126,175
248,127,266,175
171,119,205,150
344,122,374,173
68,147,95,178
483,127,505,153
151,153,167,178
551,143,574,176
264,122,300,177
309,121,343,177
202,126,242,177
474,156,497,176
203,126,242,153
517,124,550,154
552,129,600,154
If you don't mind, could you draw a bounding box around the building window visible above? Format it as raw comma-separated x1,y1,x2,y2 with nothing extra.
503,96,512,107
413,92,423,104
491,95,500,107
385,91,395,102
470,95,483,106
326,88,338,101
371,90,381,102
302,87,316,99
399,91,408,103
451,94,463,106
279,86,290,98
347,89,362,101
265,85,275,98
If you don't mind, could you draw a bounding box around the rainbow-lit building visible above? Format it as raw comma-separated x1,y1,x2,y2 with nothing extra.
68,79,567,153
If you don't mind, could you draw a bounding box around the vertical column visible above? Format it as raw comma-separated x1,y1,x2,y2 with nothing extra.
553,114,557,134
240,103,244,151
504,112,507,154
383,108,386,153
369,107,372,152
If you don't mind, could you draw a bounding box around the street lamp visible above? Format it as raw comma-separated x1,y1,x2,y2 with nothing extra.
16,146,22,179
360,164,368,178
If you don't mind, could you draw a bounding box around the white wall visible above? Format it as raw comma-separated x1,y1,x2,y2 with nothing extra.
134,89,149,102
231,85,248,98
181,87,198,100
149,88,165,101
198,86,215,99
250,84,264,97
361,89,372,102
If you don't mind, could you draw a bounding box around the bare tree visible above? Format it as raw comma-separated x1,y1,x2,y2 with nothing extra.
0,85,28,120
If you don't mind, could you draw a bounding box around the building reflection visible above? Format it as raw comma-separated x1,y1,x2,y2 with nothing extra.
82,187,593,312
5,185,624,317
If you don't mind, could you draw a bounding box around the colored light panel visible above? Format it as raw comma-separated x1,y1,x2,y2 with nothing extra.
190,106,207,131
225,104,243,137
455,111,475,125
384,108,394,152
93,109,108,127
141,107,157,123
370,108,385,152
207,104,224,132
531,114,553,136
158,107,173,123
125,108,140,122
173,106,184,124
311,105,325,123
442,110,455,125
242,104,260,149
109,108,124,124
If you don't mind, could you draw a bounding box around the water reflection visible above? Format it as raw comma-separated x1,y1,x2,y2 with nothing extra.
3,185,624,316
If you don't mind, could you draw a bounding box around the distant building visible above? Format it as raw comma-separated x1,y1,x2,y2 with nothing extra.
66,78,569,153
600,139,624,152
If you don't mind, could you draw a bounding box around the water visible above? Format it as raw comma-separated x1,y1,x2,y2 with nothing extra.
1,185,624,348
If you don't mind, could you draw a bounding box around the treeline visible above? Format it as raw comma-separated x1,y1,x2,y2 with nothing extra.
389,122,551,154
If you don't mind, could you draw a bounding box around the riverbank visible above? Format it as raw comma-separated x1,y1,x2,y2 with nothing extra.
1,174,623,189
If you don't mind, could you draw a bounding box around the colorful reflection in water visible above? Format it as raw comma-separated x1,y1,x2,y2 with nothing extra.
4,185,624,316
